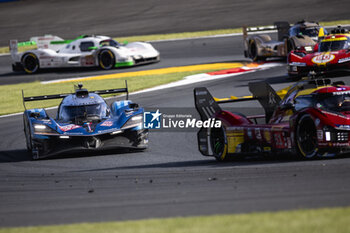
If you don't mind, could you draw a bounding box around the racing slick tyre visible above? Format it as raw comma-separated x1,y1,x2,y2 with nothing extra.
295,114,319,159
210,125,228,161
98,49,115,70
22,53,39,74
248,39,265,62
23,117,32,152
23,115,41,160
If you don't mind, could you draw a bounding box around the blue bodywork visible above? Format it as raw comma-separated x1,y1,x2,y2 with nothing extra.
23,86,148,159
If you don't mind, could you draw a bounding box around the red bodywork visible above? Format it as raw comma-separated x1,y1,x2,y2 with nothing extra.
194,80,350,160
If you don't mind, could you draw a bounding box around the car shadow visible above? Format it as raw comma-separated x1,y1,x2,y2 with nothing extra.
0,149,32,162
73,153,350,173
0,148,144,163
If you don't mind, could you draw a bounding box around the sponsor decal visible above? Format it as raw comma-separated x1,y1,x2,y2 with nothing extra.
82,55,94,66
335,124,350,130
332,90,350,96
247,128,253,139
255,128,262,140
312,53,335,64
268,92,277,105
58,124,81,132
338,57,350,63
101,120,113,127
264,130,271,143
317,130,323,140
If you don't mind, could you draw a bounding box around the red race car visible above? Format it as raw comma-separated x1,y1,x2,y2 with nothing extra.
288,26,350,79
194,78,350,161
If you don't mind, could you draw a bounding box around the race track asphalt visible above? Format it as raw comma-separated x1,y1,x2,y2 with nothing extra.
0,0,350,228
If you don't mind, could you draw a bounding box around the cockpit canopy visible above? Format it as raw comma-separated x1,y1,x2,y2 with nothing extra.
294,93,350,112
289,26,324,38
319,38,350,52
99,39,121,47
58,93,110,123
59,103,109,123
317,93,350,112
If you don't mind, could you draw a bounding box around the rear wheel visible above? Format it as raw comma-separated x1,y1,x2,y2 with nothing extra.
22,53,39,74
295,115,318,159
210,125,228,161
248,39,265,61
98,50,115,70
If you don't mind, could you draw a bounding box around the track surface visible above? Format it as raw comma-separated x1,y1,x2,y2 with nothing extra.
1,0,350,229
0,0,350,46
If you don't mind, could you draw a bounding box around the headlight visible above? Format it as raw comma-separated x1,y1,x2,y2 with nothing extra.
33,124,58,134
304,46,313,52
121,114,143,129
117,56,132,62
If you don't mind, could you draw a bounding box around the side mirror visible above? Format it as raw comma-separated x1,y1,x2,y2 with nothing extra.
280,102,295,111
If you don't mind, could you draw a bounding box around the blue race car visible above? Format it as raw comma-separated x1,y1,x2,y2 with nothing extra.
22,82,148,159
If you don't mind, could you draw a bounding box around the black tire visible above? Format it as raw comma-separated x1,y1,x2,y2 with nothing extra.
248,39,265,61
98,50,115,70
22,53,39,74
23,116,32,153
295,115,318,159
210,125,228,161
248,40,259,61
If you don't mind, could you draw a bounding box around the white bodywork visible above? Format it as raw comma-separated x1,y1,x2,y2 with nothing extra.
10,35,160,73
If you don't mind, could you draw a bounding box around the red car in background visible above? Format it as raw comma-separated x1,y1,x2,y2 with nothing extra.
288,26,350,79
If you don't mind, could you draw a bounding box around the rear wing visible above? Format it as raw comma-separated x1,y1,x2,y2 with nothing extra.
194,87,257,156
22,81,129,109
9,35,65,56
243,21,290,42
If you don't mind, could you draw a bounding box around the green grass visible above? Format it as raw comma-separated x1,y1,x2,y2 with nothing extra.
0,69,220,116
1,19,349,54
1,207,349,233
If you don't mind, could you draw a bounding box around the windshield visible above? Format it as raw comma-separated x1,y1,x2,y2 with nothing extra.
319,40,349,52
290,27,321,37
99,40,121,47
60,103,108,123
317,94,350,112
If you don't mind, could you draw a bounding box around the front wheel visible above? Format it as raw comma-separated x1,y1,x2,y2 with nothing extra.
210,125,228,161
295,114,318,159
98,50,115,70
23,116,32,153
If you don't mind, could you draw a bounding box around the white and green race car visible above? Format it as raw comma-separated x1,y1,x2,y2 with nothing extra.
10,35,160,74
